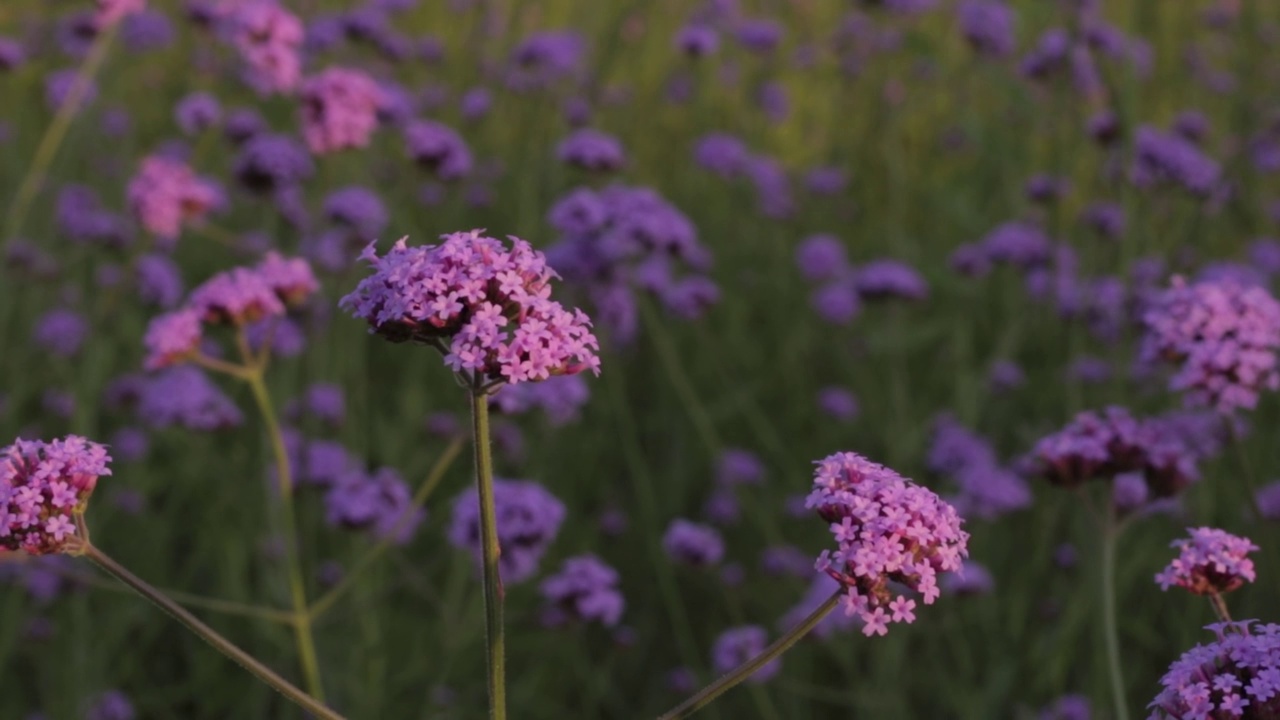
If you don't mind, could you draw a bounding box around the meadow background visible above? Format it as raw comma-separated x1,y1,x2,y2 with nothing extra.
1,0,1278,718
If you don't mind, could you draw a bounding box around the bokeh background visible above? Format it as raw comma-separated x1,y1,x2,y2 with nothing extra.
1,0,1279,718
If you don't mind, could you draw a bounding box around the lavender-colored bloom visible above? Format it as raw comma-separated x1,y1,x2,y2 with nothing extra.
324,186,388,239
136,253,184,309
804,167,848,196
693,133,749,178
223,108,267,145
299,67,384,155
1066,355,1111,384
1033,406,1199,496
284,383,345,426
325,467,423,544
958,1,1016,58
809,451,969,636
795,234,849,282
506,31,585,91
230,2,304,95
137,367,242,430
816,386,859,422
1132,126,1221,196
557,129,625,172
84,690,135,720
1173,110,1210,144
735,18,782,53
675,25,719,57
1156,526,1257,595
128,155,221,241
982,222,1052,269
663,519,724,567
1087,110,1121,146
539,555,624,627
1148,621,1280,718
108,427,148,464
459,87,492,122
760,544,813,578
717,449,764,487
1081,202,1125,240
448,478,565,584
949,243,991,277
712,626,779,683
45,69,97,112
0,37,26,71
744,155,794,219
233,134,314,194
1025,174,1069,204
988,359,1025,392
1039,694,1090,720
1,436,111,555
33,309,88,358
404,121,473,181
1257,481,1280,521
855,259,928,301
810,281,860,324
489,375,590,426
42,389,75,419
941,560,993,596
1249,238,1280,276
1020,28,1070,79
756,81,788,124
121,10,173,52
56,13,101,59
175,92,221,135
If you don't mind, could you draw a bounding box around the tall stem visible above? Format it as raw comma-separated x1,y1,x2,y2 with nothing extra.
83,545,344,720
246,371,326,703
1101,503,1130,720
469,386,506,720
1208,590,1233,624
658,590,842,720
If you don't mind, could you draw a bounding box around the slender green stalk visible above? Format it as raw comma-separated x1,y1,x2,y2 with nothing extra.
83,545,344,720
309,437,464,622
658,590,842,720
55,565,293,623
1207,591,1233,624
1100,504,1130,720
245,370,326,703
469,385,507,720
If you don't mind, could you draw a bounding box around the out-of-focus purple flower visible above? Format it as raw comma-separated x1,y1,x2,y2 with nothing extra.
56,12,100,60
1173,110,1210,144
233,134,314,194
45,69,97,112
108,427,148,464
299,67,384,155
539,554,624,627
756,81,788,124
33,309,88,358
1081,202,1125,240
949,243,991,277
1025,174,1069,204
760,544,813,578
1020,28,1070,79
1066,355,1111,384
958,1,1016,58
489,375,590,426
712,626,778,682
284,383,344,427
0,37,26,71
1196,261,1268,290
404,120,473,181
779,574,860,638
795,234,849,282
506,31,585,91
981,222,1052,269
809,451,969,636
817,386,859,422
662,519,724,567
1249,238,1280,276
224,107,267,145
230,2,304,95
137,367,242,430
988,359,1025,392
1148,620,1280,720
42,389,75,419
136,254,183,309
1,435,111,555
84,690,135,720
1087,110,1121,146
675,25,719,57
1141,277,1280,414
735,18,782,54
744,155,794,219
142,309,201,370
855,259,928,301
666,667,698,694
804,167,848,196
96,0,147,28
557,128,626,172
448,478,565,584
325,467,423,544
1156,526,1257,595
127,155,221,241
949,460,1033,520
1132,126,1221,196
121,10,173,52
693,133,749,178
1257,481,1280,521
810,281,860,325
1038,694,1090,720
324,186,388,240
941,560,993,596
1111,471,1150,514
175,92,221,135
459,87,492,122
717,449,764,487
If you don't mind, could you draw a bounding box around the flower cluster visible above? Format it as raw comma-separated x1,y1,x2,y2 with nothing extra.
230,2,304,95
137,367,243,430
557,128,626,172
927,415,1031,521
1141,277,1280,414
1132,126,1222,196
1155,527,1258,596
127,156,221,241
539,554,625,627
447,479,565,584
807,452,968,636
1149,620,1280,718
325,467,423,545
299,67,384,155
403,120,473,181
663,519,725,567
1,436,112,555
340,231,601,385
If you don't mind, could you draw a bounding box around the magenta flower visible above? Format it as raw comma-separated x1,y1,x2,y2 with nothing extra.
230,2,304,95
255,251,319,307
341,231,601,385
299,67,384,155
1,436,111,555
1149,620,1280,719
190,267,285,327
807,451,969,637
127,155,221,241
1156,527,1258,596
1141,276,1280,414
142,308,202,370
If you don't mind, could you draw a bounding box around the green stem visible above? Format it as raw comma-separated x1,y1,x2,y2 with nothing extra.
1101,504,1130,720
57,565,293,623
657,590,842,720
469,385,507,720
1208,590,1233,624
308,437,464,622
246,370,326,703
83,545,344,720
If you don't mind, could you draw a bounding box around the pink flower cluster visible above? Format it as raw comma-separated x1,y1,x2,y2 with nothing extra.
807,451,969,637
299,67,384,155
1,436,112,556
127,156,221,241
1156,527,1258,596
340,231,602,385
95,0,146,27
1149,620,1280,719
144,253,317,369
230,2,304,95
1142,276,1280,414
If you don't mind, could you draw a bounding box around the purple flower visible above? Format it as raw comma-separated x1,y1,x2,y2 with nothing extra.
404,120,473,181
33,309,88,358
1132,126,1221,196
941,560,994,596
808,451,969,636
0,37,26,71
539,554,624,627
137,367,242,430
489,375,590,425
325,467,423,544
804,167,848,196
949,243,991,277
1156,527,1258,595
675,25,719,57
448,478,565,584
1020,28,1070,79
717,449,765,486
224,108,267,145
735,18,783,54
341,231,601,384
712,626,779,683
557,128,626,172
1081,202,1126,240
1149,621,1280,718
1038,694,1090,720
233,134,314,194
506,31,585,91
127,155,221,241
284,384,345,427
299,67,384,155
459,87,492,122
760,544,813,578
817,387,859,422
950,463,1032,520
121,10,173,52
1141,277,1280,414
810,281,860,324
136,253,184,309
693,133,749,178
1033,407,1199,496
1173,110,1210,144
981,222,1052,269
45,69,97,112
189,268,285,327
108,427,148,464
795,234,849,282
84,690,135,720
1,435,111,555
230,3,304,95
958,1,1016,58
1066,355,1112,384
142,309,201,370
987,359,1025,392
324,186,388,240
175,92,221,136
662,519,724,567
855,259,928,301
1249,238,1280,276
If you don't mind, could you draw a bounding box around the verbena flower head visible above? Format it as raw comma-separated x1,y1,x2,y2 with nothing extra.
1141,277,1280,414
404,120,473,181
299,67,384,154
807,451,969,637
447,478,565,584
127,155,221,241
662,519,725,567
142,308,202,370
33,309,88,358
175,92,221,135
539,554,624,627
795,234,849,282
255,251,319,307
855,259,928,301
1156,527,1258,596
138,367,243,430
190,267,285,326
325,467,423,545
1132,126,1221,196
489,374,590,425
505,30,585,91
1,436,111,555
1039,694,1091,720
324,186,388,240
557,128,626,172
231,2,304,95
340,231,601,385
233,134,314,193
712,626,779,683
1149,620,1280,718
958,0,1016,58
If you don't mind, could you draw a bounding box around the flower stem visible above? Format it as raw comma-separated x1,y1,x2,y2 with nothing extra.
469,385,506,720
1101,502,1130,720
657,590,842,720
1208,590,1233,624
83,544,344,720
245,370,326,703
308,437,464,622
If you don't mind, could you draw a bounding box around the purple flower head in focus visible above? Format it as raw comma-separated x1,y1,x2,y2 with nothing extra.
1148,620,1280,718
662,519,724,567
1155,527,1258,596
808,451,969,636
1,435,111,555
539,554,624,627
448,478,565,584
712,626,779,683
